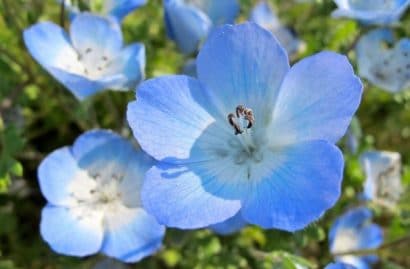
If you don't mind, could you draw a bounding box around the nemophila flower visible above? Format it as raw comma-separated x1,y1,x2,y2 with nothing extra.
127,23,363,231
250,1,304,56
23,13,145,100
332,0,410,25
360,151,402,208
209,212,247,235
356,29,410,93
325,262,357,269
164,0,239,54
57,0,146,22
37,130,165,262
329,207,383,269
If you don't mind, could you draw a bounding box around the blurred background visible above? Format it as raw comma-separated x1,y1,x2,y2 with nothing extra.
0,0,409,268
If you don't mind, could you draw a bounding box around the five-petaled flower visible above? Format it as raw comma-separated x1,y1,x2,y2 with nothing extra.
332,0,410,25
38,130,165,262
329,207,383,269
360,150,403,208
164,0,239,54
57,0,147,22
127,23,363,231
23,13,145,100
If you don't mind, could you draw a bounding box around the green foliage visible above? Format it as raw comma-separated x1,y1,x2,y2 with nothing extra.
0,0,409,268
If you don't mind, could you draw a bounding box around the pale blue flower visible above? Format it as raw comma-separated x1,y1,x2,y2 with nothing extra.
164,0,239,54
58,0,146,22
325,262,357,269
332,0,410,25
37,130,165,262
23,13,145,100
360,151,402,208
329,207,383,269
250,1,304,56
356,28,410,93
127,23,362,231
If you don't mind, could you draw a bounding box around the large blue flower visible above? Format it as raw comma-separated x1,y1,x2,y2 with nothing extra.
360,151,402,208
250,1,304,56
57,0,146,22
329,207,383,269
37,130,165,262
23,13,145,100
127,23,362,231
332,0,410,25
164,0,239,54
356,28,410,93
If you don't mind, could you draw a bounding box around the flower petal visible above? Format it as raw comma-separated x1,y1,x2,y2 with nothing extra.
164,0,211,54
202,0,239,25
141,162,243,229
101,207,165,263
209,212,247,235
270,51,362,146
70,13,122,56
127,75,222,162
241,140,343,231
197,23,290,121
40,204,104,257
105,0,147,21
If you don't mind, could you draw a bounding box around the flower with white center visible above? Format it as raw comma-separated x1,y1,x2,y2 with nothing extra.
356,28,410,93
57,0,147,22
360,151,403,208
164,0,239,54
127,23,363,231
332,0,410,25
250,1,304,56
23,13,145,100
37,130,165,262
325,262,357,269
329,207,383,269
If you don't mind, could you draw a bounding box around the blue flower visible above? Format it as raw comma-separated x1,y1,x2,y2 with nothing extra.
356,28,410,93
332,0,410,25
127,23,362,231
325,262,357,269
329,207,383,269
23,13,145,100
164,0,239,54
37,130,165,262
360,151,402,208
209,212,247,235
57,0,146,22
250,1,304,56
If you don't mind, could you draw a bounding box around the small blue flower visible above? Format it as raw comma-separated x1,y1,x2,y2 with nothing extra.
127,23,362,231
356,28,410,93
23,13,145,100
209,212,247,235
250,1,304,56
332,0,410,25
57,0,147,22
360,151,402,208
164,0,239,54
325,262,357,269
329,207,383,269
37,130,165,262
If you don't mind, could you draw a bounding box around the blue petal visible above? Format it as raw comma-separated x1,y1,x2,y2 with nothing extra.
164,0,211,54
250,1,281,30
127,75,219,162
105,0,147,21
358,224,383,249
101,208,165,263
241,140,343,231
325,262,357,269
209,212,247,235
40,204,104,257
335,257,371,269
202,0,239,25
141,162,243,229
271,51,362,145
69,13,122,55
197,23,290,122
37,147,80,206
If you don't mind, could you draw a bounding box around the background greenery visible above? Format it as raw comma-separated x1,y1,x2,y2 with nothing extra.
0,0,409,268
